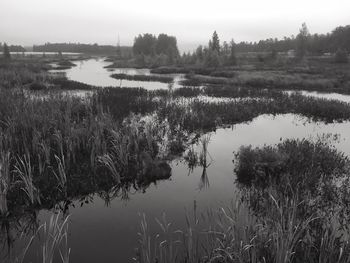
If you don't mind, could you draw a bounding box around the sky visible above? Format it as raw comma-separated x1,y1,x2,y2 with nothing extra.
1,0,349,51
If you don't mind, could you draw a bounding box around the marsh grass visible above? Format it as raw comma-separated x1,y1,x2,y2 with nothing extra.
135,192,350,263
0,151,11,215
183,134,212,189
14,154,41,205
136,136,350,263
234,138,350,215
111,73,174,83
39,213,70,263
0,64,349,210
199,134,212,169
1,59,350,262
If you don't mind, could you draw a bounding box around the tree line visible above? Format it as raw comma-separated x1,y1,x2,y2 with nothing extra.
179,23,349,67
234,24,350,54
33,43,133,56
0,43,25,53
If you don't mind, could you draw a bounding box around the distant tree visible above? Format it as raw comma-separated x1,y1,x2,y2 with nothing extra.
166,46,178,64
116,44,122,58
228,39,237,65
156,34,179,55
210,31,220,53
204,49,219,68
133,34,157,56
296,23,310,59
135,54,146,67
334,49,349,63
269,49,278,61
3,43,11,60
195,45,204,61
222,41,229,54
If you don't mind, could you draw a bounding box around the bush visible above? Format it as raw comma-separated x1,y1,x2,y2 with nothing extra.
29,82,47,90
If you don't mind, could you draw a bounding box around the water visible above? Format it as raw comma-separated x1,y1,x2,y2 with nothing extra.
50,58,350,102
286,90,350,103
12,114,350,263
50,58,185,90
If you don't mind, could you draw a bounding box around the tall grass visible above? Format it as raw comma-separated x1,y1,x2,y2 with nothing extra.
14,154,41,205
0,151,11,215
135,193,350,263
199,134,211,169
39,213,70,263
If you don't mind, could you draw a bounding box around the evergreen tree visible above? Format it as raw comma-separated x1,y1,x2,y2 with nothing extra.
296,23,310,59
3,43,11,60
204,49,219,68
229,39,237,65
210,31,220,53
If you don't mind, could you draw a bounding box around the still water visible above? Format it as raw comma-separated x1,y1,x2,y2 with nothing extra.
50,58,185,90
15,114,350,263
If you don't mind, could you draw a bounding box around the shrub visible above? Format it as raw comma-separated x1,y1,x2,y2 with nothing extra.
235,137,350,219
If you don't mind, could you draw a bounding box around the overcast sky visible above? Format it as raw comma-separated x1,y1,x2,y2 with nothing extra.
1,0,349,51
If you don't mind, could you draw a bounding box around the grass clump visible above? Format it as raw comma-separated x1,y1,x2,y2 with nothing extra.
235,137,350,222
110,73,174,83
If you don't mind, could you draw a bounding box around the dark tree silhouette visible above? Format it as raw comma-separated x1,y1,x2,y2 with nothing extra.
209,31,220,53
133,34,157,56
3,43,11,60
229,39,237,65
296,23,310,59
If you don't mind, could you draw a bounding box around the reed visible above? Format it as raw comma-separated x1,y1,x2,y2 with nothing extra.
199,134,211,168
98,153,121,183
0,151,11,215
54,155,67,195
39,213,70,263
14,154,41,205
135,192,350,263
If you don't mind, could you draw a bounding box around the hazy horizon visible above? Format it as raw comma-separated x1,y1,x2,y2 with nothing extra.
1,0,349,52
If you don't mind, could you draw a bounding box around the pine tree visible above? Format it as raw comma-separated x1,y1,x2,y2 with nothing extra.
229,39,237,65
210,31,220,53
3,43,11,60
296,23,309,59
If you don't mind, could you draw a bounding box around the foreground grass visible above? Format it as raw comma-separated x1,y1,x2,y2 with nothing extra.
136,197,350,263
135,138,350,263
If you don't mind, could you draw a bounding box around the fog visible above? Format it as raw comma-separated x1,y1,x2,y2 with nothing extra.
1,0,349,51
